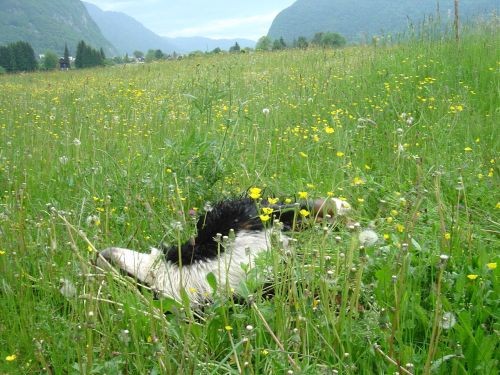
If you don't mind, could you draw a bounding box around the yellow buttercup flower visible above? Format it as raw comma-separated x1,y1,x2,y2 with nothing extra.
261,207,273,215
249,187,262,200
467,274,478,280
5,355,16,362
299,209,310,217
486,262,497,270
267,197,279,205
298,191,308,199
259,214,270,223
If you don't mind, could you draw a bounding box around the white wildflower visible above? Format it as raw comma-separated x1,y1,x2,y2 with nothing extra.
358,229,379,247
440,312,457,329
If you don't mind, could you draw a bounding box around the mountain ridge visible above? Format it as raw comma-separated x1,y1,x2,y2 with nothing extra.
0,0,116,56
268,0,499,43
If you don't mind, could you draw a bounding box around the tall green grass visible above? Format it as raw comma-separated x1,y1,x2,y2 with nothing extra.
0,21,498,374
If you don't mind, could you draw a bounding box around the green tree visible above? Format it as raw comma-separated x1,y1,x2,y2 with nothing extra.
145,49,156,62
75,40,104,69
312,32,346,48
63,43,70,67
312,32,325,46
229,42,241,53
154,49,164,59
256,36,272,51
133,50,144,59
42,50,58,70
295,36,309,49
9,41,37,71
272,37,286,51
0,45,12,71
321,32,346,48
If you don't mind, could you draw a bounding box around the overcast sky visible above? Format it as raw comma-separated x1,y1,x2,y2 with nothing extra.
84,0,296,40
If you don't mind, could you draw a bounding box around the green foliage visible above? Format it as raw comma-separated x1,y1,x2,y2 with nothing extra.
63,43,70,67
42,50,58,70
312,32,346,48
272,37,287,50
0,40,37,72
0,22,498,374
75,40,105,69
256,36,272,51
133,50,144,59
229,42,241,53
145,49,165,62
0,0,116,56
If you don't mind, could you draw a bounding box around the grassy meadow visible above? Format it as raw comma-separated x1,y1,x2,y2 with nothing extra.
0,22,498,374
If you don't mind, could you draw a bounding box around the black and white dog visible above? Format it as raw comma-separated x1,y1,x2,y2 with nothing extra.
97,197,351,306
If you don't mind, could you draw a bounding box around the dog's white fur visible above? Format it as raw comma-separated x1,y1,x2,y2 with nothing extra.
98,229,284,305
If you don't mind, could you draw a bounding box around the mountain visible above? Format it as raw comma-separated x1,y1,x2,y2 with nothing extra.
164,36,256,53
83,2,179,55
0,0,116,56
268,0,499,43
84,2,255,54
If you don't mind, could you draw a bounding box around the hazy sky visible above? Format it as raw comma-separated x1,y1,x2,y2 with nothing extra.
84,0,296,40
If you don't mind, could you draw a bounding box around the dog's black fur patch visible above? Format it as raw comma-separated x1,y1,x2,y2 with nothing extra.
162,198,304,266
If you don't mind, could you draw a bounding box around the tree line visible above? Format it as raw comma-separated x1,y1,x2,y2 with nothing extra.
255,32,346,51
0,40,106,73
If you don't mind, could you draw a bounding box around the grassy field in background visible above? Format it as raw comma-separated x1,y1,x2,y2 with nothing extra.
0,21,498,374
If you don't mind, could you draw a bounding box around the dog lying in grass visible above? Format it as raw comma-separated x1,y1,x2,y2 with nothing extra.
97,196,351,306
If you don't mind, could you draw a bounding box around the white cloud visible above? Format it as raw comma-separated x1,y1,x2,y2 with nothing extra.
162,12,279,39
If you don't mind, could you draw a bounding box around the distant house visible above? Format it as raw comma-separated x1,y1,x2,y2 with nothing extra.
59,57,69,70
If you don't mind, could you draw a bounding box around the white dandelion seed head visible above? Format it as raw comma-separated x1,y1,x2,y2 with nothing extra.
440,312,457,329
59,156,69,165
358,229,379,247
262,108,270,116
73,138,81,146
59,278,77,298
85,215,99,226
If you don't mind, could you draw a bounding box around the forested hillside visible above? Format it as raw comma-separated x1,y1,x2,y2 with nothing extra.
268,0,498,42
0,0,116,55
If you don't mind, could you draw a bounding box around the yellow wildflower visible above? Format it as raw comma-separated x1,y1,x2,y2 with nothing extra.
486,263,497,270
298,191,308,199
467,274,478,280
336,151,345,157
395,223,405,233
5,355,16,362
352,177,365,186
225,325,233,331
267,197,279,205
259,214,270,223
325,126,335,134
249,187,262,200
444,232,451,240
299,209,310,217
261,207,273,215
464,147,473,152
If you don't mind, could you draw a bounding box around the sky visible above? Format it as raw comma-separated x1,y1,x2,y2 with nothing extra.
83,0,296,40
